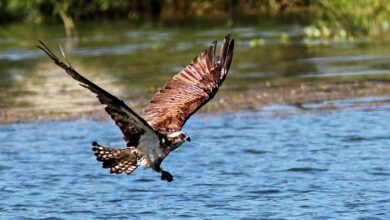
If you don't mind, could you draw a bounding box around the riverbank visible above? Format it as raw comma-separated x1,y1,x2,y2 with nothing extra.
1,79,389,124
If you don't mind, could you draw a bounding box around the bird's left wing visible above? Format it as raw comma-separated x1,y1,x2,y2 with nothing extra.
37,41,160,147
143,35,234,134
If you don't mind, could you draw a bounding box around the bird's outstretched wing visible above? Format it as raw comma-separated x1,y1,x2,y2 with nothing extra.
143,35,234,134
37,41,160,147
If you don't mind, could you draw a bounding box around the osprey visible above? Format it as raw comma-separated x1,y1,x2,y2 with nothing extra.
37,35,234,182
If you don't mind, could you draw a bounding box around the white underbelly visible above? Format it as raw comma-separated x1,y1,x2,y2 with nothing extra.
136,131,162,168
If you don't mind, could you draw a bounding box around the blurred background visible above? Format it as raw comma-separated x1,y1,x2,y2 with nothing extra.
0,0,389,122
1,1,390,219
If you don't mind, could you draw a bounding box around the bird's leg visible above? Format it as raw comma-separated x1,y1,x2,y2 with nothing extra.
154,162,174,182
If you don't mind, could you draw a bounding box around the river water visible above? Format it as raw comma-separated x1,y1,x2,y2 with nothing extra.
1,20,390,116
1,102,389,219
0,19,390,219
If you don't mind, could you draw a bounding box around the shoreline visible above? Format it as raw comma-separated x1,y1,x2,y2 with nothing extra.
1,80,390,124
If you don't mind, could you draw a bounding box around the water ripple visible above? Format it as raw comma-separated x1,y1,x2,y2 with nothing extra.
248,189,281,195
285,167,328,172
243,149,268,155
1,105,390,219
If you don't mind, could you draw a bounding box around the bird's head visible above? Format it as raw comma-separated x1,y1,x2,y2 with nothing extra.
166,131,191,146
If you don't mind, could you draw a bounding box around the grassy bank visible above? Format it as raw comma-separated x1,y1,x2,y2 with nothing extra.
0,0,310,23
1,1,389,39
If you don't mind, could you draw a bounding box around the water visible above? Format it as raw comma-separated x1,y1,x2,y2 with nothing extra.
1,103,389,219
0,20,390,116
1,18,390,219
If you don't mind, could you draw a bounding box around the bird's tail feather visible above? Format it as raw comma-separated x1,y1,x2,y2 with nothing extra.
92,142,139,175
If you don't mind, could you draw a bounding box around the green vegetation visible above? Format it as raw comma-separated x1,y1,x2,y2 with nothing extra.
0,0,389,39
0,0,309,23
305,0,390,40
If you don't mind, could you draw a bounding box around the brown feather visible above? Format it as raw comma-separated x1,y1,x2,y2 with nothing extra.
143,35,234,133
37,41,157,147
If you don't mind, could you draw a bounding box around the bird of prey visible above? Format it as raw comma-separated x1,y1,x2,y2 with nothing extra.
37,35,234,182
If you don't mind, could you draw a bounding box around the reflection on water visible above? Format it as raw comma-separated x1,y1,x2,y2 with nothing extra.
0,103,389,219
0,20,390,121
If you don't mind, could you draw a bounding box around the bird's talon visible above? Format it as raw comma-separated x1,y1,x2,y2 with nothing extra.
161,171,173,182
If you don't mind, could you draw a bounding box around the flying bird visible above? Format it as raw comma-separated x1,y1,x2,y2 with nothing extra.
37,35,234,182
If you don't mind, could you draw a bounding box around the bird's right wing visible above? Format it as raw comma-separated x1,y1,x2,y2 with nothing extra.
37,41,161,147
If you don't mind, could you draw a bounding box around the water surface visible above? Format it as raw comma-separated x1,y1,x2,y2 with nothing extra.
1,20,390,117
1,18,390,219
0,102,389,219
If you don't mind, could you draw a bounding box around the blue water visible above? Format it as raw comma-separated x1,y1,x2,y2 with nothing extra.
1,103,389,219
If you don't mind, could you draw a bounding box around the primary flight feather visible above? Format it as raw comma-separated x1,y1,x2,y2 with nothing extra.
37,35,234,182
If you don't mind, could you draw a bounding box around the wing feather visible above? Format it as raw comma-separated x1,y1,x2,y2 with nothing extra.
144,35,234,133
37,41,160,147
